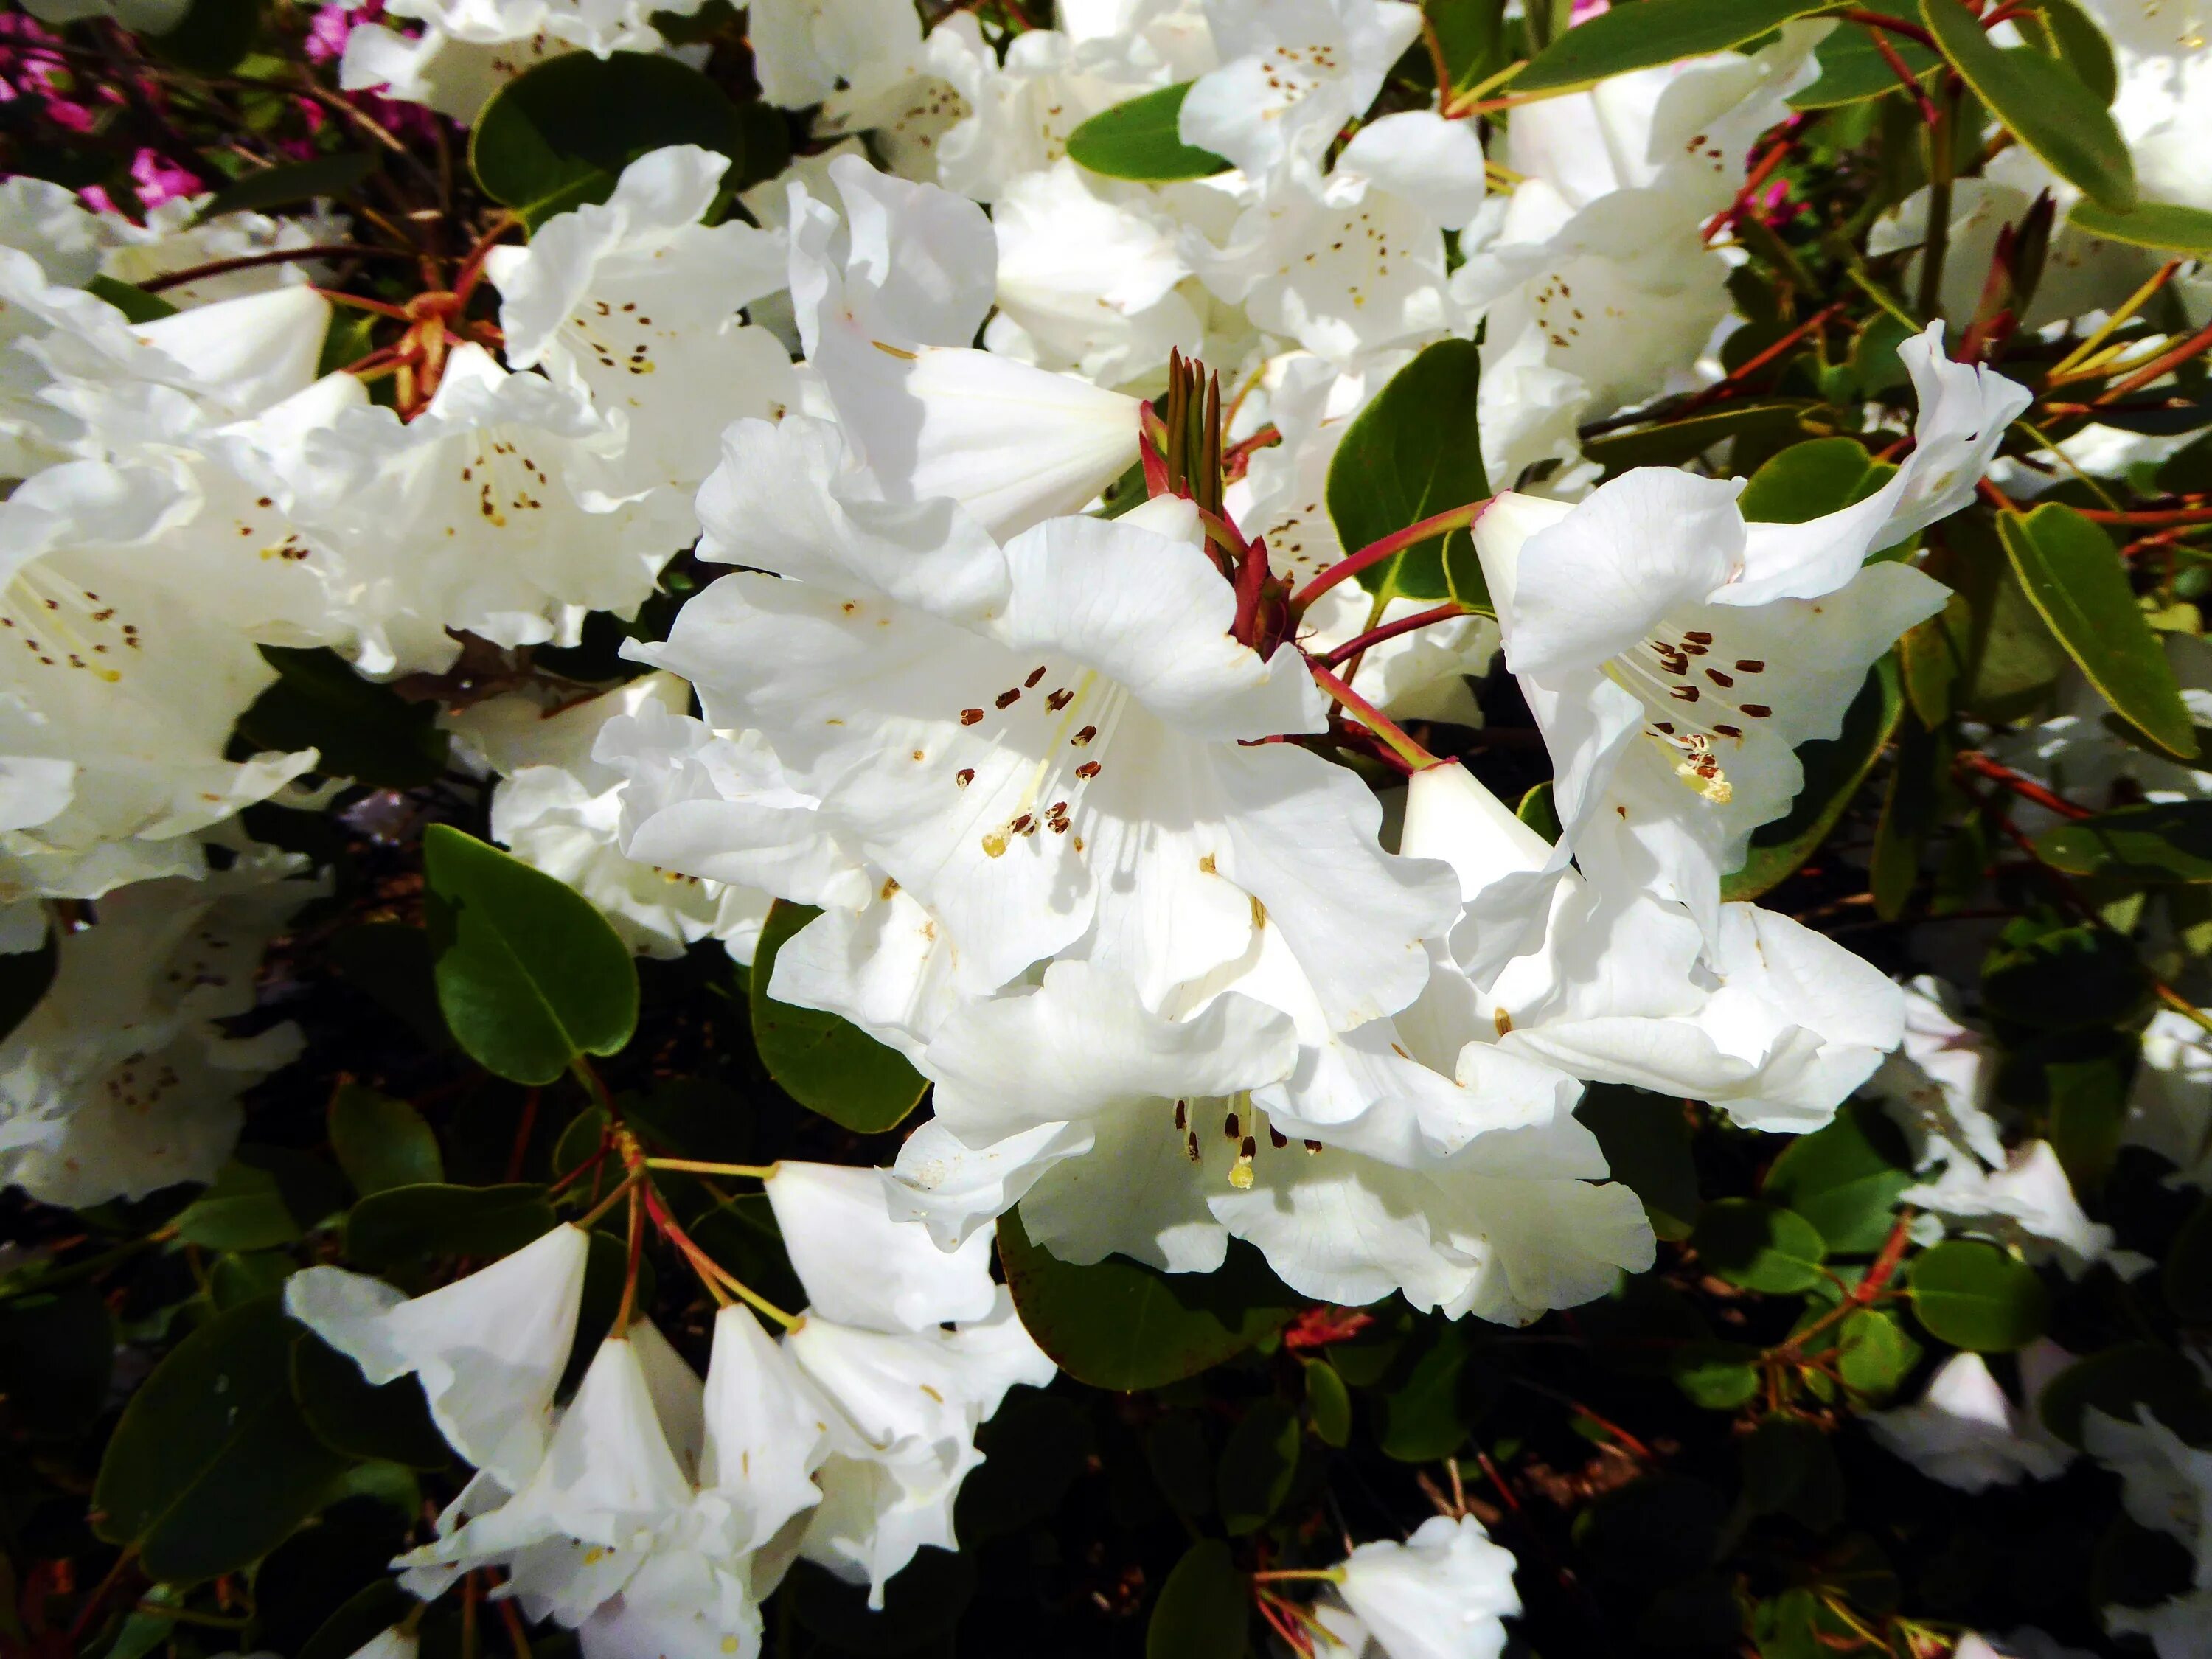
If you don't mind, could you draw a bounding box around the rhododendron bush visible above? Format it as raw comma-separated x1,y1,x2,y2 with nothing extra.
4,0,2212,1655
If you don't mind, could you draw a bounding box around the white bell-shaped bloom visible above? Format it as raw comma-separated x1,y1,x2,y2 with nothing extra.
766,1158,1001,1332
1904,1141,2138,1281
1867,1346,2075,1493
1325,1513,1521,1659
285,1223,591,1489
487,145,794,503
0,851,317,1204
1865,976,2008,1172
1177,0,1423,187
788,156,1140,540
2127,1008,2212,1190
451,673,781,963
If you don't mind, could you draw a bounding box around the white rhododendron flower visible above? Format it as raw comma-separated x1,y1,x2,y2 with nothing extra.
1868,1346,2076,1493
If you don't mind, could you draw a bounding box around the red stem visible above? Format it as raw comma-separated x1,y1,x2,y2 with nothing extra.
1313,601,1470,669
1291,501,1490,608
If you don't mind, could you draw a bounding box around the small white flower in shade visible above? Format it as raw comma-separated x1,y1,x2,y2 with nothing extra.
789,154,1141,540
96,197,349,310
1402,762,1905,1136
1905,1141,2142,1281
341,1629,417,1659
283,1222,591,1489
1866,1346,2076,1493
486,145,794,504
1327,1512,1521,1659
2126,1008,2212,1190
1865,975,2008,1172
1177,0,1423,187
451,672,785,964
2083,1404,2212,1570
380,0,703,55
749,0,924,108
338,24,571,124
289,342,695,676
763,1161,1055,1607
0,852,319,1206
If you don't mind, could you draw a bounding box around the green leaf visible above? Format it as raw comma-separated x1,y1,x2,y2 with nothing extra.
92,1297,351,1585
1725,656,1905,901
2166,1199,2212,1324
2014,0,2118,104
1514,0,1833,92
1576,1085,1700,1241
422,824,639,1085
1790,10,1941,108
1584,399,1826,477
1215,1399,1300,1534
1301,1357,1352,1448
2046,1049,2129,1195
998,1208,1298,1391
198,152,380,219
174,1148,346,1252
748,902,928,1134
85,275,180,324
1919,0,2136,209
1672,1340,1762,1410
2039,1341,2212,1447
1834,1308,1919,1399
344,1183,554,1271
237,647,451,787
146,0,260,72
1377,1324,1474,1461
1691,1199,1829,1293
1065,83,1231,182
1908,1239,2049,1351
291,1333,448,1470
0,922,56,1047
1147,1541,1250,1659
2067,198,2212,254
470,52,748,223
1999,504,2196,760
1761,1102,1914,1254
1980,916,2149,1032
327,1085,442,1198
1324,338,1489,606
2037,801,2212,885
1425,0,1509,94
1737,438,1894,525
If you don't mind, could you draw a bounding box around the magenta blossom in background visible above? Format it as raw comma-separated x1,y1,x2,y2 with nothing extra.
1569,0,1611,21
306,0,385,64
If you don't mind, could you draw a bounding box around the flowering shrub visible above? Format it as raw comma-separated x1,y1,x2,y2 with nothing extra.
1,1,2211,1656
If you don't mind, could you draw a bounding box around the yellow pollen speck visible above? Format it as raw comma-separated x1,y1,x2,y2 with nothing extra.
982,830,1009,858
1228,1155,1255,1190
1494,1007,1513,1037
1198,853,1217,874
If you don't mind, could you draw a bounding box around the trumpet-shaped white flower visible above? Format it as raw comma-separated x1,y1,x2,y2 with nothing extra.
291,342,695,675
1177,0,1422,187
2084,1404,2212,1655
790,156,1141,540
1324,1513,1521,1659
0,852,316,1205
2127,1008,2212,1190
1904,1140,2138,1280
1865,975,2008,1172
487,146,793,503
452,672,781,963
1470,326,2024,932
285,1222,591,1489
1868,1346,2076,1493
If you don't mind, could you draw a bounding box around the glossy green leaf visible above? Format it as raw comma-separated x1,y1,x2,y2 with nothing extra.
1726,657,1905,901
1215,1399,1300,1534
1790,10,1941,108
1980,917,2150,1032
174,1149,346,1252
1514,0,1832,92
1302,1357,1353,1447
1692,1199,1828,1293
1999,505,2196,760
2015,0,2118,104
998,1209,1298,1391
749,902,928,1134
1672,1340,1762,1409
1377,1324,1473,1461
1762,1102,1914,1254
1908,1239,2049,1351
92,1297,351,1585
2067,198,2212,254
470,52,748,223
1737,437,1894,525
1065,83,1231,181
1324,338,1489,606
291,1333,448,1470
237,647,451,787
327,1085,442,1198
1147,1541,1250,1659
344,1182,554,1271
1919,0,2135,209
1585,399,1826,477
2046,1048,2131,1195
1425,0,1509,94
422,824,638,1085
1835,1308,1919,1398
85,275,178,324
198,152,380,219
